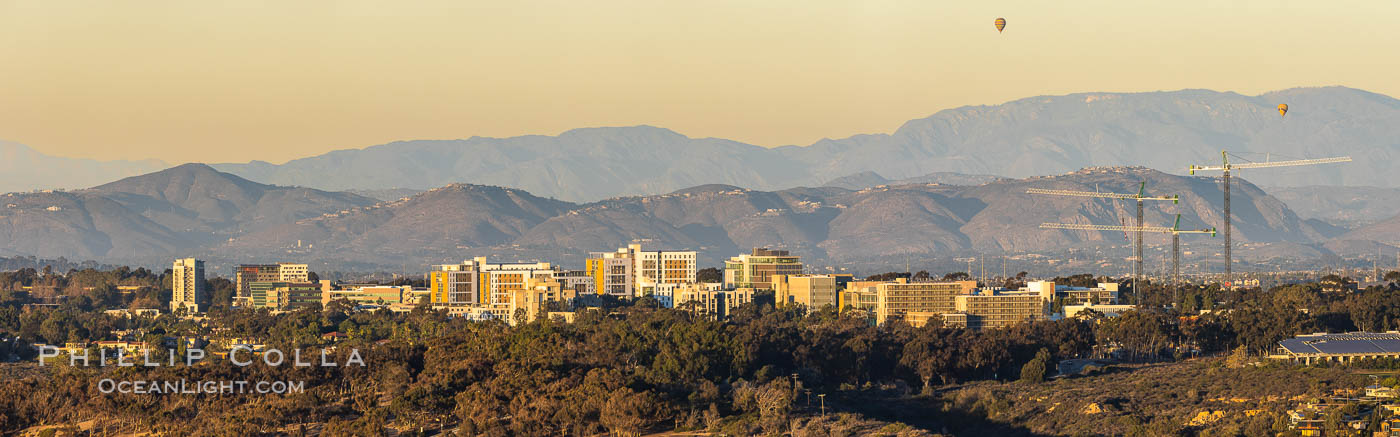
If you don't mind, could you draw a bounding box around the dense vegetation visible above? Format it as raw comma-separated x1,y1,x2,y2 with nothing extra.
1,267,1398,435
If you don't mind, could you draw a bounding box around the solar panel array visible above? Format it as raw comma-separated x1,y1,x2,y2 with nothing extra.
1279,332,1400,355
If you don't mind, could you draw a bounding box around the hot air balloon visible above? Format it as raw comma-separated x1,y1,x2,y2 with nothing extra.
1277,103,1288,118
994,18,1006,33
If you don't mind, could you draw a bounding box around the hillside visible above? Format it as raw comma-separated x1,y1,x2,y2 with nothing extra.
209,87,1395,202
0,164,375,259
219,166,1332,268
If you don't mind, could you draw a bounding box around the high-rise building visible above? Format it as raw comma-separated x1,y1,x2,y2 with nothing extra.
723,248,803,290
428,258,556,306
772,274,842,311
170,258,205,314
234,263,309,307
586,244,697,298
586,252,633,297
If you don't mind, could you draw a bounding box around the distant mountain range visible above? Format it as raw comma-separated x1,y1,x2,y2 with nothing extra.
0,141,166,192
177,86,1400,202
4,87,1395,204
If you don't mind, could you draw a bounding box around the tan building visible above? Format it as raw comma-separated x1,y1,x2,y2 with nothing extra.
320,281,413,306
680,287,755,320
953,290,1048,330
874,279,977,327
505,277,578,325
772,274,839,311
723,248,803,290
170,258,205,314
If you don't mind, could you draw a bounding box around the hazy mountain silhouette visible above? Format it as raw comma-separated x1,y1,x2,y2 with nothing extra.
206,87,1394,202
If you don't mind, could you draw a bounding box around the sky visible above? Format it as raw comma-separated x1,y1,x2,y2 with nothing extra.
1,1,1397,164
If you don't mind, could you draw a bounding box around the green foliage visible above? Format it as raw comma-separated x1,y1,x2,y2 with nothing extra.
1019,348,1051,383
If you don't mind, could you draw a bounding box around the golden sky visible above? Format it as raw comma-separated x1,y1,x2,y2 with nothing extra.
1,1,1396,163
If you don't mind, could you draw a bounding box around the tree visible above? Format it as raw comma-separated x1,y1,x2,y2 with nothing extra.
696,267,722,283
1019,348,1051,383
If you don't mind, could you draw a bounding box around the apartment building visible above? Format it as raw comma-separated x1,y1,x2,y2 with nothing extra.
723,248,803,290
772,274,844,311
586,251,634,298
170,258,205,314
587,244,697,298
428,257,556,306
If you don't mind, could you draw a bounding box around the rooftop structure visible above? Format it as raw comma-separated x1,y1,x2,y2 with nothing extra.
1274,332,1400,365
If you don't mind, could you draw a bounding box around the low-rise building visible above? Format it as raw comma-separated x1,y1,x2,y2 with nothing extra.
320,281,413,306
873,279,977,327
249,282,320,310
1063,303,1137,319
1273,332,1400,365
954,289,1049,330
658,284,753,319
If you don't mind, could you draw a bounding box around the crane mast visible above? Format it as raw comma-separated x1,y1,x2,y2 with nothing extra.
1028,182,1178,303
1041,214,1214,307
1189,152,1350,287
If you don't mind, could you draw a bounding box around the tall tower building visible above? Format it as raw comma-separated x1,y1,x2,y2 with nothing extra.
171,258,206,314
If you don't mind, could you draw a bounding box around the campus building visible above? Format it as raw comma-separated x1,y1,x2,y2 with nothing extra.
873,279,977,327
505,277,579,325
772,274,847,311
428,258,556,306
1023,281,1120,305
656,284,754,320
170,258,205,314
586,250,635,298
248,282,320,310
952,290,1049,330
320,281,414,306
586,244,697,298
1273,332,1400,365
234,263,309,307
723,248,803,290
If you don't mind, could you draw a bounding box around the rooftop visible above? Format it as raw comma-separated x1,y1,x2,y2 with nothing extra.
1278,332,1400,355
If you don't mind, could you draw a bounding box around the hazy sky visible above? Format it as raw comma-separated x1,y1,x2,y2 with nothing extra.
2,1,1397,164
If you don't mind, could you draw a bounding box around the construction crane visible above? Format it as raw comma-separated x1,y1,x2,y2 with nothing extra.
1040,214,1214,305
1028,182,1178,299
1188,152,1351,286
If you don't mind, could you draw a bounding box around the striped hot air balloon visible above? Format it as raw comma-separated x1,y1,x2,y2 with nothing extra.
1277,103,1288,118
994,18,1006,33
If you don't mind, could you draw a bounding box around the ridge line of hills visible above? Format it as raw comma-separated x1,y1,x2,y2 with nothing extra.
3,163,1398,274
